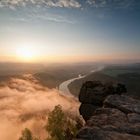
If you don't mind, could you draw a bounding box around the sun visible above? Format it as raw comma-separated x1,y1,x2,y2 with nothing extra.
16,45,37,62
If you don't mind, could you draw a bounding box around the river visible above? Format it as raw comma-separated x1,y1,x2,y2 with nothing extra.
59,66,104,96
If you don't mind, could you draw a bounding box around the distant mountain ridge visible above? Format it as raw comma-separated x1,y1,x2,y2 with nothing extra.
69,64,140,98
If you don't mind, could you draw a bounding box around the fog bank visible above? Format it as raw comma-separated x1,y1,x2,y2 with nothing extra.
0,74,80,140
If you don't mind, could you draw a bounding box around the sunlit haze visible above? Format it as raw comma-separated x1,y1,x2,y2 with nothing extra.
0,0,140,63
0,1,140,140
16,44,39,62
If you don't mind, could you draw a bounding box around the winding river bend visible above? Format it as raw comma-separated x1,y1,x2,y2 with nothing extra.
59,66,104,96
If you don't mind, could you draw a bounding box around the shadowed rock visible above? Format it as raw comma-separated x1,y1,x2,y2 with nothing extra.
104,95,140,114
128,113,140,123
76,127,140,140
86,108,127,128
79,81,127,121
79,104,98,121
76,81,140,140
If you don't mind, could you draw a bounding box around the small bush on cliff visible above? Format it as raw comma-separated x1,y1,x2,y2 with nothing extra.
46,105,83,140
19,105,83,140
19,128,40,140
19,128,33,140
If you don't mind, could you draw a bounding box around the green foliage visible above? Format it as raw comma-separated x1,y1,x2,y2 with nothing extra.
19,128,33,140
19,128,40,140
46,105,66,140
19,105,83,140
46,105,83,140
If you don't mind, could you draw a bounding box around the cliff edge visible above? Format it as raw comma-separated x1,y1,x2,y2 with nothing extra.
76,81,140,140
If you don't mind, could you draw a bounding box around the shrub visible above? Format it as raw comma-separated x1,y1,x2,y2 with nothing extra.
19,128,40,140
19,105,83,140
19,128,33,140
46,105,82,140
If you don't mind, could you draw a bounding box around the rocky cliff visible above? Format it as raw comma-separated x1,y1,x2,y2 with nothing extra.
75,81,140,140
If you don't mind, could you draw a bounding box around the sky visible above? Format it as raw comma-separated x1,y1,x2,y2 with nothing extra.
0,0,140,63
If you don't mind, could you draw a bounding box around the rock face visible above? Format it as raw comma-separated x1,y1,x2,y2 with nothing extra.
76,81,140,140
79,81,127,121
104,95,140,114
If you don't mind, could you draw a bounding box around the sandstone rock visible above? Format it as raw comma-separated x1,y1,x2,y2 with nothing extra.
79,81,127,106
79,81,105,106
85,108,140,136
76,127,140,140
79,81,127,121
115,83,127,94
86,108,127,128
76,127,105,140
76,108,140,139
79,104,98,121
104,95,140,114
76,81,140,140
128,113,140,123
120,124,140,136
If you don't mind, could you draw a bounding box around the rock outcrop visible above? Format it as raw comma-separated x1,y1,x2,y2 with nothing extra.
79,81,127,121
76,81,140,140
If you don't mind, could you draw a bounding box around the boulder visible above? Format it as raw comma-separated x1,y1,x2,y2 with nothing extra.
76,127,140,140
76,81,140,140
79,104,98,121
79,81,127,121
76,107,140,139
104,95,140,114
86,108,127,128
128,113,140,123
79,81,105,105
116,83,127,94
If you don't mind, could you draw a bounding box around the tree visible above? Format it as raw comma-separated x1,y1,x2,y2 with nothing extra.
19,105,83,140
46,105,82,140
46,105,66,140
19,128,40,140
19,128,33,140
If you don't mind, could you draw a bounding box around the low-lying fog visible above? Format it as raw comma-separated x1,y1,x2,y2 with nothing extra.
0,74,80,140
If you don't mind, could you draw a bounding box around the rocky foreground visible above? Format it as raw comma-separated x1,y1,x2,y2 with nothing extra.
75,81,140,140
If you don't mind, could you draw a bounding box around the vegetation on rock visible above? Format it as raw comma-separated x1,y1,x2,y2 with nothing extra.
19,128,39,140
46,105,83,140
19,105,83,140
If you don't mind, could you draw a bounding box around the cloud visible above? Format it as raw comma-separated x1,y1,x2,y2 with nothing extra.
0,0,81,9
27,12,76,24
0,0,80,24
44,0,81,8
0,0,139,10
0,74,80,140
86,0,139,9
8,12,76,24
8,8,76,24
34,15,76,24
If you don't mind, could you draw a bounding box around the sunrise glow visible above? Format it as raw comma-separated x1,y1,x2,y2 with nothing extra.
16,45,37,62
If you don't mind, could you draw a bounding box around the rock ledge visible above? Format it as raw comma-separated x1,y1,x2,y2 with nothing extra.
76,81,140,140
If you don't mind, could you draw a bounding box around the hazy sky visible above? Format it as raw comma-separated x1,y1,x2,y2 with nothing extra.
0,0,140,63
